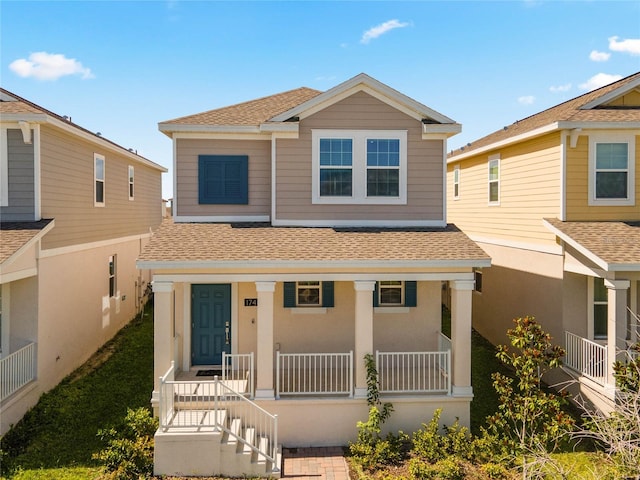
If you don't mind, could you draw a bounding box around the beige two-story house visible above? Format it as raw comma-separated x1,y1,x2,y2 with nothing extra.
0,89,167,434
447,72,640,410
139,73,490,477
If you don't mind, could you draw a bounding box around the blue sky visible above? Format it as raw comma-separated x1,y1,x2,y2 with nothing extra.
2,1,639,199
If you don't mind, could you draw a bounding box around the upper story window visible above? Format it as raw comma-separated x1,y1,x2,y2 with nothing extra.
94,153,105,206
453,165,460,199
312,130,407,205
488,155,500,205
128,166,135,200
589,134,635,206
198,155,248,204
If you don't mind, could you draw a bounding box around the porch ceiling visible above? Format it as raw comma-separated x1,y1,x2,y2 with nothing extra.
544,218,640,271
138,221,490,269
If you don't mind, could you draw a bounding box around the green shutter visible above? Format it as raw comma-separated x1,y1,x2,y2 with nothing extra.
405,281,417,307
322,281,334,307
283,282,296,307
198,155,248,204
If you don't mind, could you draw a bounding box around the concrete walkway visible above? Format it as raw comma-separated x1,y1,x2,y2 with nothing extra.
282,447,351,480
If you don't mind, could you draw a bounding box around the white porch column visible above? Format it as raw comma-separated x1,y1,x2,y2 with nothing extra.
605,279,630,388
354,280,376,398
450,279,474,397
152,281,174,414
255,281,276,400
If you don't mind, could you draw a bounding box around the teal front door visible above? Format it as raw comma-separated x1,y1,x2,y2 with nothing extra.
191,284,231,365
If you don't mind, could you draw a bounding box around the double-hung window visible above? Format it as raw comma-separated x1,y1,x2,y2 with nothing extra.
374,281,417,307
312,130,407,204
128,166,134,200
589,134,635,206
95,154,105,206
592,277,608,339
488,155,500,205
453,165,460,199
283,281,334,308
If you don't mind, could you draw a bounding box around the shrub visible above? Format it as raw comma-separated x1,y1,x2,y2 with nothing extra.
93,407,158,480
408,457,465,480
411,409,474,463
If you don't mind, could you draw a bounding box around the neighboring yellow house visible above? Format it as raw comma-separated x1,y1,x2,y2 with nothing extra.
447,72,640,411
0,89,167,434
139,73,490,477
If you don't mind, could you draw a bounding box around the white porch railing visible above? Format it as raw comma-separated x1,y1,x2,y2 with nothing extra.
377,350,451,394
222,352,254,399
159,362,278,471
276,351,353,397
1,342,37,402
564,331,608,386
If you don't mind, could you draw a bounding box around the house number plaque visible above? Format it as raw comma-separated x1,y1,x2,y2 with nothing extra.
244,298,258,306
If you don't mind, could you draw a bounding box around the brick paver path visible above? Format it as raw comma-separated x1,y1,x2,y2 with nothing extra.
282,447,350,480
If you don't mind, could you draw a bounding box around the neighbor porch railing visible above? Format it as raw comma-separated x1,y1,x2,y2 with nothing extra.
1,342,37,402
376,350,451,394
222,352,254,399
276,351,353,397
564,331,608,386
159,361,278,472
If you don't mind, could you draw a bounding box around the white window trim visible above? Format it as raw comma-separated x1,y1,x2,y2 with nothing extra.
94,153,105,207
488,155,500,206
311,129,408,205
589,276,608,340
296,281,322,307
128,165,134,200
0,127,8,207
453,165,460,200
588,133,635,206
109,255,117,298
378,281,404,306
0,284,9,357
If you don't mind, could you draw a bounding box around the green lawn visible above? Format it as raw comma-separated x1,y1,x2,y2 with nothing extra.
0,304,154,479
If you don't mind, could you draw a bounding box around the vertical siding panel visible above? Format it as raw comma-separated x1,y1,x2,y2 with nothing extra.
1,129,36,220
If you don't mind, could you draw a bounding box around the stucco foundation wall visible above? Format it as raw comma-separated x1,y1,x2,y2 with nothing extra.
255,396,470,447
472,243,564,347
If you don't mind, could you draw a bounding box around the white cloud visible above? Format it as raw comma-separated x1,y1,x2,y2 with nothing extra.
517,95,535,106
608,36,640,56
589,50,610,62
578,73,623,91
9,52,94,81
361,19,410,44
549,83,572,93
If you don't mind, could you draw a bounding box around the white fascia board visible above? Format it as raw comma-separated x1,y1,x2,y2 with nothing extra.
147,271,477,283
556,121,640,130
0,267,38,283
607,263,640,272
1,113,49,124
542,219,609,271
422,124,462,139
259,122,298,133
159,123,261,135
447,123,560,164
137,258,491,271
270,73,456,125
172,132,269,141
271,218,446,227
469,233,563,256
579,80,640,110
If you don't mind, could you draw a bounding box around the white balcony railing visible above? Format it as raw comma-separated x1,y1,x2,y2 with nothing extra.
1,342,37,402
159,362,278,471
276,351,353,397
564,331,608,386
222,352,254,399
377,350,451,394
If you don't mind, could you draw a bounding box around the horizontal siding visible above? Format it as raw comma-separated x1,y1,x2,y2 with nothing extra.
175,139,271,217
39,126,163,249
276,91,444,221
448,132,562,246
566,134,640,221
1,129,35,221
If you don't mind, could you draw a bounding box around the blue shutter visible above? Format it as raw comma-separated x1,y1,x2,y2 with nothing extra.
322,282,334,307
373,282,379,307
284,282,296,307
198,155,248,204
405,281,417,307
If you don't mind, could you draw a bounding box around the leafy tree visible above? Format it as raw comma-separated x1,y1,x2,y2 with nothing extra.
485,316,575,477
